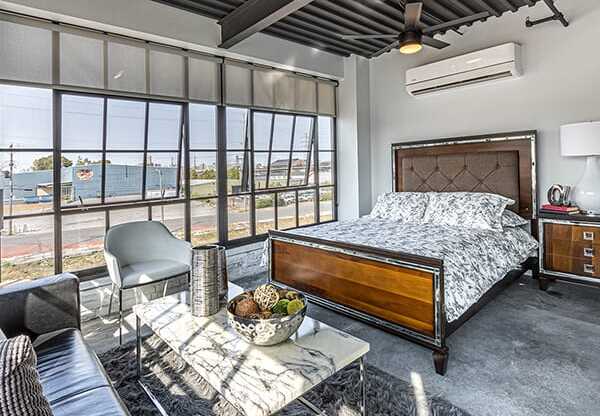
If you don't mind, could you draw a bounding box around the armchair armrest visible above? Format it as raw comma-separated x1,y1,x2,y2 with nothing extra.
104,249,122,287
0,273,80,339
163,236,193,266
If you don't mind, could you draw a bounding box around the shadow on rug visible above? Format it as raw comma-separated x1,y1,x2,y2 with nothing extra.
99,336,470,416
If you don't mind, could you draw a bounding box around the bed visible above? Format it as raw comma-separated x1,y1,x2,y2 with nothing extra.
267,131,539,375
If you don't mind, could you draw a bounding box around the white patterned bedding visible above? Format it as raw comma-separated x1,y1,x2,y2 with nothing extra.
274,217,538,322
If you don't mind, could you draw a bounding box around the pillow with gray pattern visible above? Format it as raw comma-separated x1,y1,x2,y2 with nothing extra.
422,192,514,231
0,335,53,416
502,209,529,228
369,192,429,224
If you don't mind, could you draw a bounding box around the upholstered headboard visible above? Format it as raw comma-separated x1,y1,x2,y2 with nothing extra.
393,131,537,219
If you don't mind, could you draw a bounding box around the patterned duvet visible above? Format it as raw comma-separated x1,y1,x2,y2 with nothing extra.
275,217,538,322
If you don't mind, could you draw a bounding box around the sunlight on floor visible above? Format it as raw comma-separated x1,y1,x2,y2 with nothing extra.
411,371,430,416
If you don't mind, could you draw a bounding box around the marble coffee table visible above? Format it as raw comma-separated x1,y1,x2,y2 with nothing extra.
133,283,370,416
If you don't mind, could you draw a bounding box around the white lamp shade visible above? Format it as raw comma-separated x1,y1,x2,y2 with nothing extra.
560,121,600,156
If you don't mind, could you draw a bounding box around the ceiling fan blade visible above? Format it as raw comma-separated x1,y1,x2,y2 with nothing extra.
422,11,490,34
370,40,400,58
422,36,450,49
339,33,399,40
404,2,423,29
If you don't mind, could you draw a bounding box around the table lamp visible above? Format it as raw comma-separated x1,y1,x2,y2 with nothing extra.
560,121,600,214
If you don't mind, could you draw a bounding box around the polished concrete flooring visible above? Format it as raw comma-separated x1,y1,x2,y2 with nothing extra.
84,274,600,416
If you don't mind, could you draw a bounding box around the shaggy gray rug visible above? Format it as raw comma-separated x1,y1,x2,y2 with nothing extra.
99,336,470,416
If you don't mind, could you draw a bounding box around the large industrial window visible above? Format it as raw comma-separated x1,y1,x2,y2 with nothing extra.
0,86,336,284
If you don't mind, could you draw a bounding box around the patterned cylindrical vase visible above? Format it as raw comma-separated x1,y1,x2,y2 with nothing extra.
190,245,220,317
217,245,229,307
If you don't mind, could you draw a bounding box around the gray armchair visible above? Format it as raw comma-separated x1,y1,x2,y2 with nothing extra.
104,221,192,344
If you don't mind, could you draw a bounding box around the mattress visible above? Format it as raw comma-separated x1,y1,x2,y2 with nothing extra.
271,217,538,322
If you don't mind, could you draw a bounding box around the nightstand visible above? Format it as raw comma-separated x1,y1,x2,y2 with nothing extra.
538,212,600,289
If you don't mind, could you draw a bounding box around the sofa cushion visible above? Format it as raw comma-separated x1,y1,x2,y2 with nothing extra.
120,259,189,288
50,386,130,416
34,329,111,405
0,335,53,416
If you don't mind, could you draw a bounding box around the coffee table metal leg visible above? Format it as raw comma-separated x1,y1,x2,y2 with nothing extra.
136,316,169,416
360,356,367,416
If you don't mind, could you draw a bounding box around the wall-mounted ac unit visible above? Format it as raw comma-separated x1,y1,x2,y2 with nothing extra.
406,43,522,97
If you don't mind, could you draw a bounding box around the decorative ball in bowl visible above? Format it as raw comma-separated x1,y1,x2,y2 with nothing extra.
227,284,307,346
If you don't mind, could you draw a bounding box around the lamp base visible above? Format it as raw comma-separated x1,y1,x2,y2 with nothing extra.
573,156,600,215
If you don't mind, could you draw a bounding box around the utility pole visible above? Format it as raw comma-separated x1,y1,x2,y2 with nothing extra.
8,144,14,236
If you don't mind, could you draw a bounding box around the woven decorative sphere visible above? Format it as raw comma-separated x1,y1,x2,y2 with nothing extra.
253,284,280,310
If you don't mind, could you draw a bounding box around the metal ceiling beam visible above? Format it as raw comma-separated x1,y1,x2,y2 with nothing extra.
219,0,315,48
469,0,502,17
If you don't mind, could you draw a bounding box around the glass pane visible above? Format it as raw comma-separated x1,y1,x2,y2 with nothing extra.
289,152,309,186
0,151,53,215
62,212,105,272
106,99,146,150
318,116,334,150
0,85,52,149
61,152,103,207
152,203,185,240
298,190,316,226
228,195,250,239
191,198,217,246
110,207,148,227
271,114,293,151
147,103,182,150
105,153,143,203
146,153,179,199
319,151,334,185
190,152,217,197
320,187,334,222
255,194,275,235
253,112,272,150
189,104,216,149
227,151,249,194
268,153,289,188
277,192,296,230
253,152,268,190
293,116,313,151
62,95,104,150
226,107,248,149
1,216,54,284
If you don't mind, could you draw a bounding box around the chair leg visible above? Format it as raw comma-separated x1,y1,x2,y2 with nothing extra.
119,289,123,346
108,283,115,316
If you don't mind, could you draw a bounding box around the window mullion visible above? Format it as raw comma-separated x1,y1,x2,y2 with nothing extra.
305,117,316,186
265,113,275,188
52,90,63,274
100,98,108,205
286,116,296,187
141,102,150,200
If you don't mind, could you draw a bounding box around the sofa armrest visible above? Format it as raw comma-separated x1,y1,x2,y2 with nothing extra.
0,273,80,339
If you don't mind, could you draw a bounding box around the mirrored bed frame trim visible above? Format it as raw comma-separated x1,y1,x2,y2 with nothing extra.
268,130,539,376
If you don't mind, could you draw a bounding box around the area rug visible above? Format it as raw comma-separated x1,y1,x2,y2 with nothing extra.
99,336,470,416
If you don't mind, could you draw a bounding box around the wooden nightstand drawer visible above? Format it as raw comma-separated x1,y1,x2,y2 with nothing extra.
544,223,600,243
544,239,598,259
543,254,600,278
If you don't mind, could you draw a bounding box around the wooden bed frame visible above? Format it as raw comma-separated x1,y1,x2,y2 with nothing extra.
268,131,539,375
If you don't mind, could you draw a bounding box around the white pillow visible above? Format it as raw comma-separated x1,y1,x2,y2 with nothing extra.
422,192,514,231
0,329,6,341
369,192,429,224
502,209,529,228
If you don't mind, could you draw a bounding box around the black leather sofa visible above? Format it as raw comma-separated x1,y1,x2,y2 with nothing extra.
0,273,130,416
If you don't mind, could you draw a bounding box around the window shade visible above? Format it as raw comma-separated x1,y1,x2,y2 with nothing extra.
149,49,185,97
252,69,275,108
318,81,336,116
0,20,52,84
225,63,252,106
60,33,104,88
274,72,295,110
189,56,221,103
107,41,147,93
295,77,317,113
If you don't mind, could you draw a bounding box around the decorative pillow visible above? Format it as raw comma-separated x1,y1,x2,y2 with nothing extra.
369,192,429,223
422,192,514,231
502,209,529,228
0,335,53,416
0,329,6,341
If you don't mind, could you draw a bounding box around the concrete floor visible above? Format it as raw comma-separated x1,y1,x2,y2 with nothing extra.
84,274,600,416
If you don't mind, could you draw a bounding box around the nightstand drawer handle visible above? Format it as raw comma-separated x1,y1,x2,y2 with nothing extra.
583,231,595,241
584,264,595,274
584,248,595,257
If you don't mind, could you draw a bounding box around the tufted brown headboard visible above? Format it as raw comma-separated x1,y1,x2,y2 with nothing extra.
393,131,537,219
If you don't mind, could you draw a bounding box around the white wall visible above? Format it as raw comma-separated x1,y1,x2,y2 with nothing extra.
0,0,344,78
369,0,600,206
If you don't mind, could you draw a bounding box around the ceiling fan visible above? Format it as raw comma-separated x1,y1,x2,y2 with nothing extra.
338,1,490,57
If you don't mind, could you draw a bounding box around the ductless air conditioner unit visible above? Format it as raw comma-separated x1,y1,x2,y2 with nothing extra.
406,43,522,97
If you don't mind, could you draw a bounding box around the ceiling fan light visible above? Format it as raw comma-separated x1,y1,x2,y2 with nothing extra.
399,31,423,54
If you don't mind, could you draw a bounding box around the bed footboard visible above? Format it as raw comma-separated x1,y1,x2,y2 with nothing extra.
268,231,448,374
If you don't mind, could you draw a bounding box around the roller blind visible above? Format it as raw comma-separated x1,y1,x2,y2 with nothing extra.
149,49,185,97
107,41,147,93
189,56,221,103
225,63,252,106
252,69,275,108
295,77,317,113
274,72,295,110
318,81,336,116
0,20,52,84
60,32,104,88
